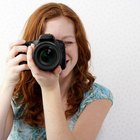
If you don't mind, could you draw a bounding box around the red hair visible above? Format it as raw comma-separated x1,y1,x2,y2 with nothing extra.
13,2,95,127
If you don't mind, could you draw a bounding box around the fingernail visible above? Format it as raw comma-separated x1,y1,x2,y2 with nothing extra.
31,43,35,49
31,43,34,46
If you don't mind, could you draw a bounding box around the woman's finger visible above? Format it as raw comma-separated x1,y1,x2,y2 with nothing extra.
27,44,39,72
53,66,62,76
9,40,26,50
8,45,28,59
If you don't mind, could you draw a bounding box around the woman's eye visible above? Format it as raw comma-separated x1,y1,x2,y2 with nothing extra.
64,41,73,45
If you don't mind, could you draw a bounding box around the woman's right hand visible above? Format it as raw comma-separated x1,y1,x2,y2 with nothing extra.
4,40,29,86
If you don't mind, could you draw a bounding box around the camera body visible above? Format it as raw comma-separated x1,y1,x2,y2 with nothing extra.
21,34,66,71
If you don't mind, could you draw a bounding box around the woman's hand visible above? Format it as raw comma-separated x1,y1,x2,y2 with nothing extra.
27,44,62,90
4,40,29,86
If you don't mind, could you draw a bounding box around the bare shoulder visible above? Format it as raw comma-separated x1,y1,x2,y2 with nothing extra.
72,99,112,140
71,83,113,140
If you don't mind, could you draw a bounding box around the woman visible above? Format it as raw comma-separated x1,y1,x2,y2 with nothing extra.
0,2,113,140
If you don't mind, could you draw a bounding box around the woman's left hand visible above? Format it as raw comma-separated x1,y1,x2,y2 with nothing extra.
27,44,62,90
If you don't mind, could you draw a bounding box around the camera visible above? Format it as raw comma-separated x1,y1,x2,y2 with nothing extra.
19,34,66,71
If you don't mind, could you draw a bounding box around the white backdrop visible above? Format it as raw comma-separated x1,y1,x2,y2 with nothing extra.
0,0,140,140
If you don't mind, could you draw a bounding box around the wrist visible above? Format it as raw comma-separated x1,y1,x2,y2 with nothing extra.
1,80,16,91
41,83,60,94
41,80,60,92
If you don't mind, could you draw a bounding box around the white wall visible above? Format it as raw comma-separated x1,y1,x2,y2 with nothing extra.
0,0,140,139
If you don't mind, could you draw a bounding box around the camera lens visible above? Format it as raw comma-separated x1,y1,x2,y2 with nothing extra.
39,48,57,65
33,42,61,71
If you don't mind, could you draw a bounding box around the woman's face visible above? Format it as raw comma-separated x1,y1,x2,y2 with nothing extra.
44,16,78,79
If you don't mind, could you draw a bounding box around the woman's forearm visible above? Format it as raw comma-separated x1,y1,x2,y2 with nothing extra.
41,86,76,140
0,82,15,139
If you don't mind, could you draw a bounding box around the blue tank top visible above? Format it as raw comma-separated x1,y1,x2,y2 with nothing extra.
8,83,113,140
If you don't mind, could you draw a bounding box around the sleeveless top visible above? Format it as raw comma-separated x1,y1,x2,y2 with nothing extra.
8,83,113,140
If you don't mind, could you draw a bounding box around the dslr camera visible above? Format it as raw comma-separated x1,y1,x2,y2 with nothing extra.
20,34,66,71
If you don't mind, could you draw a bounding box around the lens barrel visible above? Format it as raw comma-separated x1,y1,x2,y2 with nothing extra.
33,41,61,71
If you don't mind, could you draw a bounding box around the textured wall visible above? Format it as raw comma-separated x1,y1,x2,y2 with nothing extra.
0,0,140,139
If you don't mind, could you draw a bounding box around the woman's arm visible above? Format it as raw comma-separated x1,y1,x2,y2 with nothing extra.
41,85,76,140
0,40,29,139
0,83,14,139
27,44,76,140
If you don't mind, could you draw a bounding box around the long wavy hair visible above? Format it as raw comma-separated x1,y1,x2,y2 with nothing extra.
13,2,95,127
